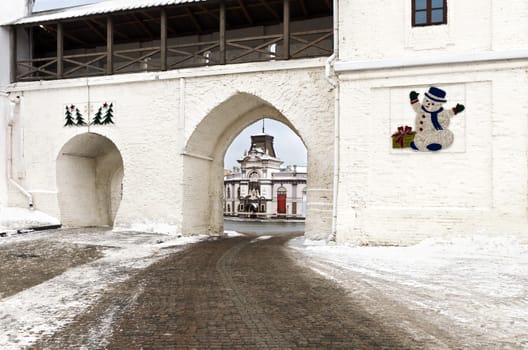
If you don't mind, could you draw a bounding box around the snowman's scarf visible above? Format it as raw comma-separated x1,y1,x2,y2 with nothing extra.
422,106,444,130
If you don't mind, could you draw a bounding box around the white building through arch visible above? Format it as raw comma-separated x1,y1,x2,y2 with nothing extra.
182,91,330,238
224,130,307,220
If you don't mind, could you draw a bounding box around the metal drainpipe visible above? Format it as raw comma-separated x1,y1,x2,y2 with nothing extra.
179,77,186,153
325,0,339,242
4,94,34,209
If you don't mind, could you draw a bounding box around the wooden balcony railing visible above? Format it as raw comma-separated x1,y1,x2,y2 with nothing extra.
290,29,333,58
16,57,58,81
226,34,284,63
114,46,161,73
63,51,106,78
167,40,220,69
12,0,333,82
15,28,332,81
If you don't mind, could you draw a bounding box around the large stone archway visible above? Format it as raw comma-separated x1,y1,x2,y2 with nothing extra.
56,132,124,227
182,92,328,238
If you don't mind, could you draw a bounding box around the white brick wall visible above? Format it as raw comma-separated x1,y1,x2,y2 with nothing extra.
339,0,528,61
335,63,528,245
3,0,527,245
6,61,334,238
182,68,334,238
334,0,528,244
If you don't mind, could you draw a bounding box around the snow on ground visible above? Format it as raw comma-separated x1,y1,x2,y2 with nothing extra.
289,235,528,348
250,235,272,243
0,207,59,231
0,228,206,350
224,230,245,237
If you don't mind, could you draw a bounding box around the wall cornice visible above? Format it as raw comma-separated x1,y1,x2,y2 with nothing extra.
335,49,528,73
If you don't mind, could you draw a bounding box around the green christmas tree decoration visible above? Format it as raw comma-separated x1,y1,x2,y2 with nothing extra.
91,107,103,125
75,108,87,126
102,102,114,125
64,105,75,127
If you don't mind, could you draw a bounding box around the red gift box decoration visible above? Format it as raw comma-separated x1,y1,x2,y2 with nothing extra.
391,125,416,148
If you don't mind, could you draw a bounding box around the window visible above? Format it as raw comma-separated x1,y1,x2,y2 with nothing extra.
413,0,447,26
227,187,231,199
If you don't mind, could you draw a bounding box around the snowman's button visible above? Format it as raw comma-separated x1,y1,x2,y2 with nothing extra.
419,128,423,131
420,121,424,125
422,115,426,118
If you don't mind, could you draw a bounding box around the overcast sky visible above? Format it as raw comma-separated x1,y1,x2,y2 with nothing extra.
33,0,101,11
34,0,307,170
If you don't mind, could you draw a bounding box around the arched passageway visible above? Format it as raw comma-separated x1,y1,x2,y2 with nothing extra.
56,133,124,227
182,92,310,236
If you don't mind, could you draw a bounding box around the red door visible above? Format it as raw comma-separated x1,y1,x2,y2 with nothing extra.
277,194,287,214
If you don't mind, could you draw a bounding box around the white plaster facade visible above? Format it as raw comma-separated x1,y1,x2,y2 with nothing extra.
333,0,528,244
1,0,527,245
3,59,334,239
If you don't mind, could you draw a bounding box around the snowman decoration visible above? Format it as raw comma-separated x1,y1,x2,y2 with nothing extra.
409,87,465,152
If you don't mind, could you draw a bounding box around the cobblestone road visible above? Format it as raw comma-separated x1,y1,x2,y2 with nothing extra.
0,240,102,299
32,233,423,350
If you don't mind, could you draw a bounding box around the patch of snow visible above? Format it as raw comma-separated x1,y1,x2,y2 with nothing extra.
155,235,207,248
289,237,331,248
224,230,245,238
0,228,205,349
308,265,342,285
250,235,272,243
80,286,144,350
0,207,60,230
289,234,528,348
113,222,180,235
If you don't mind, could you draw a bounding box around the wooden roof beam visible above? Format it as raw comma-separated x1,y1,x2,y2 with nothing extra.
132,13,154,39
258,0,280,19
299,0,308,16
185,7,203,33
113,29,131,41
85,19,106,42
63,32,88,46
46,24,87,46
90,18,130,41
197,5,232,29
238,0,254,25
141,11,178,35
198,5,219,21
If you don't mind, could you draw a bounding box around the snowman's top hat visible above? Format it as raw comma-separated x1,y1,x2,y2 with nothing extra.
425,87,447,103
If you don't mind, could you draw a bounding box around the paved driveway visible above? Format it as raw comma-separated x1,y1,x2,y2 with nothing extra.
29,232,421,349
